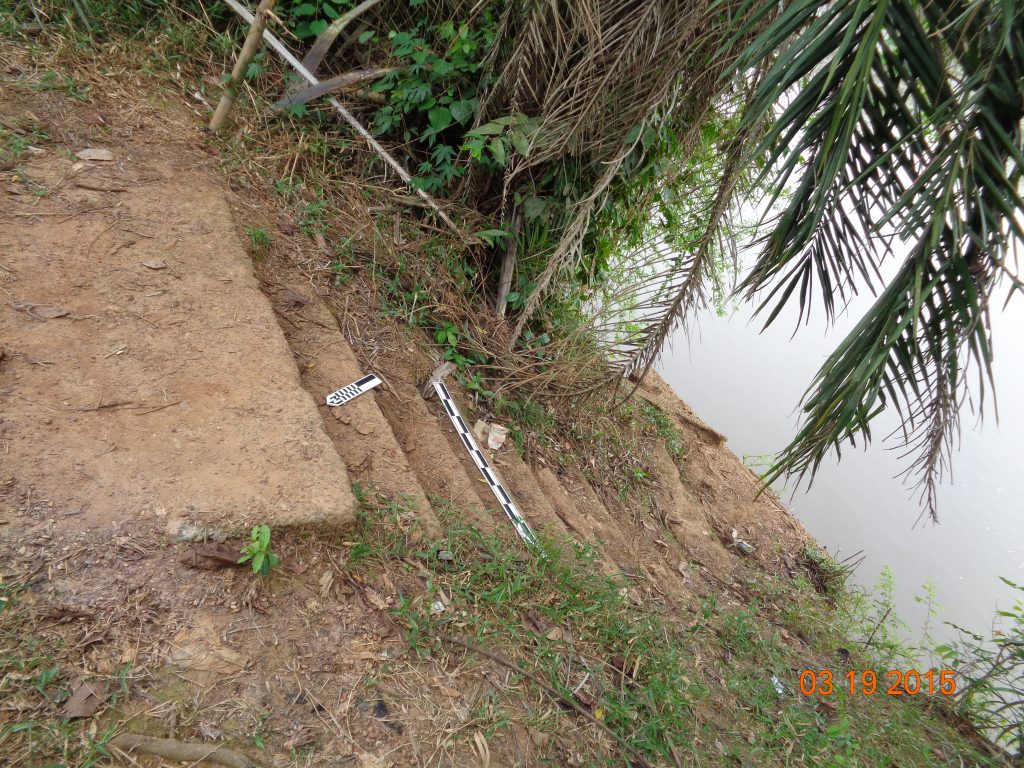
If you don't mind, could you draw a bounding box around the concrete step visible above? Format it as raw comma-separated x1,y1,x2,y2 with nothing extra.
372,371,497,531
0,143,358,538
259,278,441,538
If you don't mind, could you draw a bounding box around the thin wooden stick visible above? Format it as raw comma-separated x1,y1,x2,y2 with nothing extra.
109,733,262,768
210,0,276,131
861,606,892,651
220,0,458,232
495,204,521,316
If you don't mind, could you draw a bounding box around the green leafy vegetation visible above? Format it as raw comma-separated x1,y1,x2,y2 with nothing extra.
238,524,280,576
728,0,1024,521
8,2,1019,756
245,226,273,251
939,578,1024,752
0,124,49,164
369,18,498,193
641,403,683,458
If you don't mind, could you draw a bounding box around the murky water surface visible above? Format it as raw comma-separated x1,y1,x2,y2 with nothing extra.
658,290,1024,640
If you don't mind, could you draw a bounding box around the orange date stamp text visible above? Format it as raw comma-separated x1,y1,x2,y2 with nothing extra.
798,669,956,696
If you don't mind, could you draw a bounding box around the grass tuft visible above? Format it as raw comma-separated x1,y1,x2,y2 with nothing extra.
346,497,1006,767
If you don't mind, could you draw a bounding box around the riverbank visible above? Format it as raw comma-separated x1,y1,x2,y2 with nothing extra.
0,16,1013,766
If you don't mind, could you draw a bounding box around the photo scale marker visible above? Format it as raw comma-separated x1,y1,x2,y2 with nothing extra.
325,373,383,407
433,381,539,549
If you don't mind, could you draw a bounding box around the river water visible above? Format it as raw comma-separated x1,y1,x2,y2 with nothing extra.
657,283,1024,642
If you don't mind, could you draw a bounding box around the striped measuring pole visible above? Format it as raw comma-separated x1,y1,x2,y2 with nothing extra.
433,380,538,549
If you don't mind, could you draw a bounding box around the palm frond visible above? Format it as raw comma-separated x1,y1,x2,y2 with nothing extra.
734,0,1024,520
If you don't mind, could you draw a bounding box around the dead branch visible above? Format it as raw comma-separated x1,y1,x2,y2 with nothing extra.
109,733,263,768
270,67,396,112
210,0,276,131
861,607,892,651
495,203,521,317
221,0,458,232
300,0,384,75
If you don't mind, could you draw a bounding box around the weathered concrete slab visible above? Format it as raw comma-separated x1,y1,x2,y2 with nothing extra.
0,138,356,537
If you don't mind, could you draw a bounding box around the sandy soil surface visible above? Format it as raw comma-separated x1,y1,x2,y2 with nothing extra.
0,95,356,539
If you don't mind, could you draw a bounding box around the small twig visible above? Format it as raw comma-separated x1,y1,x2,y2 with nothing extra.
263,9,299,41
862,606,892,651
132,401,184,416
430,633,655,768
74,179,128,192
85,219,117,259
75,400,134,412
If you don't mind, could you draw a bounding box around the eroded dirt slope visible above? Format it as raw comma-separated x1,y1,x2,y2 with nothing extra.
0,46,820,768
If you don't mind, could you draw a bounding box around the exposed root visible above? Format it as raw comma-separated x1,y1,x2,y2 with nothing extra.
109,733,263,768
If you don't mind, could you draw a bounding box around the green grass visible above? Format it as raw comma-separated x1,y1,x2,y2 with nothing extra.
30,70,89,100
641,402,683,458
244,226,273,252
347,495,1005,768
490,395,555,458
0,583,116,767
0,125,49,167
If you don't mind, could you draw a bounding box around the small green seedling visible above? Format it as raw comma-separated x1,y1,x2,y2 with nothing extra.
246,226,273,250
238,524,280,576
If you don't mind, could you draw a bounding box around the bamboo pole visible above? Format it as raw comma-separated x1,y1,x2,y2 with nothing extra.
209,0,276,132
221,0,458,232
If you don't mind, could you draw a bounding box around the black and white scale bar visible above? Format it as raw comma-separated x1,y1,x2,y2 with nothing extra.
433,381,539,549
326,374,382,407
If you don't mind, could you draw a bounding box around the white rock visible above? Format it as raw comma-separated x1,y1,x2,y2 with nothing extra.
76,148,115,162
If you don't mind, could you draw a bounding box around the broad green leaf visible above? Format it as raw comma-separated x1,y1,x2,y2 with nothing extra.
510,129,530,156
471,229,509,246
489,137,506,166
449,99,475,124
428,106,452,131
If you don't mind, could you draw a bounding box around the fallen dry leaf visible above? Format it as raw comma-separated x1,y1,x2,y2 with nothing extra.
278,288,309,306
473,732,491,768
319,570,334,597
363,587,389,611
179,542,243,570
169,621,249,674
62,678,108,719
